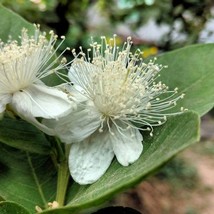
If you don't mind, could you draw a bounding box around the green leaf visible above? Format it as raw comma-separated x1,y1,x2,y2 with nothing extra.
156,44,214,116
41,111,199,214
0,5,35,42
0,196,5,202
0,145,57,213
0,201,30,214
0,117,51,154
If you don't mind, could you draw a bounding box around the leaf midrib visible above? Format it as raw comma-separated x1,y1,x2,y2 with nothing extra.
26,152,48,209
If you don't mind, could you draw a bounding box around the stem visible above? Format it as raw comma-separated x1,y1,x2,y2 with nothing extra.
55,138,70,207
43,136,71,207
55,137,65,162
56,159,70,206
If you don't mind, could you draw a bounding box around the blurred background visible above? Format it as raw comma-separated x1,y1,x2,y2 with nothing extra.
1,0,214,213
2,0,214,54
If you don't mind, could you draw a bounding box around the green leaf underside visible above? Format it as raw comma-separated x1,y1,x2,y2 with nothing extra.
0,201,30,214
156,43,214,116
41,111,199,214
0,117,51,154
0,5,35,42
0,146,57,213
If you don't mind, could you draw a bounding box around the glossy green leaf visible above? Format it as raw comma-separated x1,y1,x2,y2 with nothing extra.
156,44,214,116
0,201,30,214
0,5,34,42
41,111,199,214
0,117,51,154
0,145,57,213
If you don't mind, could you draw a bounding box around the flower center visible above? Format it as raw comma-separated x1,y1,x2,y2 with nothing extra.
70,35,185,136
0,49,36,93
91,60,145,120
0,28,62,95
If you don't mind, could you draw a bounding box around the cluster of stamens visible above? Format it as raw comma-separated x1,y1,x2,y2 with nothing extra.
0,26,68,94
68,35,186,136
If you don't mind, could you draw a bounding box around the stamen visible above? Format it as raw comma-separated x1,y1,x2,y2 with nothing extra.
0,26,68,98
69,35,184,136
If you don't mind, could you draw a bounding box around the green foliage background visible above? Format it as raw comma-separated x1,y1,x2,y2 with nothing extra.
0,2,214,214
1,0,214,51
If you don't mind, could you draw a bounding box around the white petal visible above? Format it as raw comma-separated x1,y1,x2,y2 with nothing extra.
0,94,12,113
43,105,101,143
111,123,143,166
68,61,98,94
68,66,80,86
57,83,87,103
11,84,73,119
69,131,114,185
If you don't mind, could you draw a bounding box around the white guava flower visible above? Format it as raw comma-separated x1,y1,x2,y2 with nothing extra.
0,27,73,134
45,35,185,184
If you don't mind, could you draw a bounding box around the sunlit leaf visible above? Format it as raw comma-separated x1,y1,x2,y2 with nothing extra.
0,5,34,41
157,44,214,116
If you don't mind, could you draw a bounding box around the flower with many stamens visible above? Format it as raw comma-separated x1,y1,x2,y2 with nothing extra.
0,27,73,134
46,35,185,184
